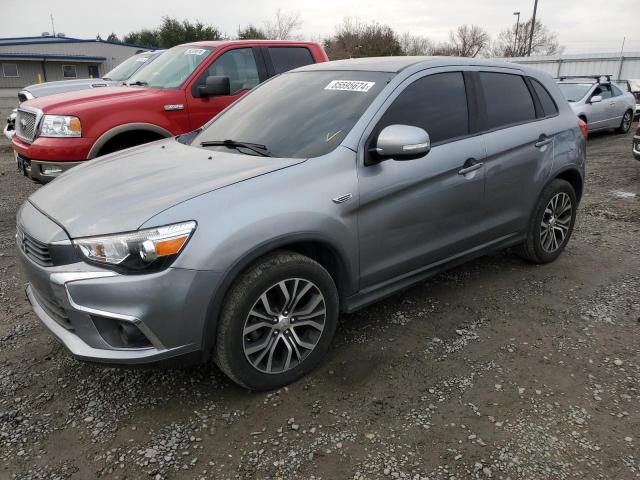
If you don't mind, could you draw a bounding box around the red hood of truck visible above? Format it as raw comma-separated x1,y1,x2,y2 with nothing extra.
22,86,164,114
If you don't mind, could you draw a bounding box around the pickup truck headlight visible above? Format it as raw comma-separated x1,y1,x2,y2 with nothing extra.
74,221,196,272
40,115,82,137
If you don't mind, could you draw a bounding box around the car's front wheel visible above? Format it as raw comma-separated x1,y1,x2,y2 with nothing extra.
517,179,577,264
617,110,633,134
214,251,339,390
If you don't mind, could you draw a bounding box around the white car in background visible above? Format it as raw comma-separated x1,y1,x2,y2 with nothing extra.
557,75,635,134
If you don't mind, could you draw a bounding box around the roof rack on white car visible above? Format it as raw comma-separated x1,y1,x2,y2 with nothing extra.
557,75,612,84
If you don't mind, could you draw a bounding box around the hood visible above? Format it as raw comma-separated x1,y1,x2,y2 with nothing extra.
24,79,118,98
23,86,156,114
28,138,306,238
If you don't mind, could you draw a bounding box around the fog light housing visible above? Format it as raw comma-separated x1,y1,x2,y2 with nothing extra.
42,165,63,176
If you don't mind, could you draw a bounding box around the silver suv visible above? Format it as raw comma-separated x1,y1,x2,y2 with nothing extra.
557,75,635,134
17,57,586,390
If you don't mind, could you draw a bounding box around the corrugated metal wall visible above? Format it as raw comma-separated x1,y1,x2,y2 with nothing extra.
0,61,42,88
0,41,148,72
495,52,640,80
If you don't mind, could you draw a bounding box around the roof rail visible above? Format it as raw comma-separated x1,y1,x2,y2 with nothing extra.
557,74,612,83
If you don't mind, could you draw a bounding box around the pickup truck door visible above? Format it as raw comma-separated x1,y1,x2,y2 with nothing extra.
185,47,267,130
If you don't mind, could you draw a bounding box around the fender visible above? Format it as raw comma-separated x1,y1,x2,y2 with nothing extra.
87,123,174,159
200,232,357,356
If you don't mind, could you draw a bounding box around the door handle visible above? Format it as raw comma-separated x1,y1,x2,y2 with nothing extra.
535,134,553,148
458,158,484,175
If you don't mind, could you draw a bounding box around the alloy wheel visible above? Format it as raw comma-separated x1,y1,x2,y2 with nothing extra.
540,192,572,253
242,278,326,374
622,111,632,132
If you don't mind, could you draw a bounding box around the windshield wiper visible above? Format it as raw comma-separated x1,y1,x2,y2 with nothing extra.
200,139,271,157
127,80,148,87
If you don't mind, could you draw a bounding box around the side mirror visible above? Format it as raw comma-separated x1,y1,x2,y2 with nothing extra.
374,124,431,161
589,95,602,104
198,76,230,97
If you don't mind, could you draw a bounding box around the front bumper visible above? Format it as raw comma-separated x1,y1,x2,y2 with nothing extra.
15,152,83,183
11,134,95,177
17,203,220,364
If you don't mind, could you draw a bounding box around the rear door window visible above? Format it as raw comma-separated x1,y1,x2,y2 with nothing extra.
479,72,536,130
530,78,559,117
375,71,469,145
268,47,315,74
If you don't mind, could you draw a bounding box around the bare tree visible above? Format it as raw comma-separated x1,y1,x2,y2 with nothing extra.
492,18,563,57
448,24,490,57
399,32,433,56
264,9,302,40
324,18,403,60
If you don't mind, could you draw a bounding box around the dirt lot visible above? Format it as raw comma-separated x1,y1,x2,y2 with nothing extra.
1,127,639,480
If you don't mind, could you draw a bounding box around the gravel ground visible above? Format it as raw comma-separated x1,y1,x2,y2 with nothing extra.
1,126,639,480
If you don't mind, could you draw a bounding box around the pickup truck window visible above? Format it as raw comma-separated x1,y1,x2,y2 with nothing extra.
200,48,260,94
194,70,393,159
268,47,314,74
127,45,213,89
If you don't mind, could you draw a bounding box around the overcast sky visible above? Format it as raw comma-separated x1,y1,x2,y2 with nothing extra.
0,0,637,54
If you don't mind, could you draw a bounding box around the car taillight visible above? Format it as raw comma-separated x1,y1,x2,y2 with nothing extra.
578,118,588,140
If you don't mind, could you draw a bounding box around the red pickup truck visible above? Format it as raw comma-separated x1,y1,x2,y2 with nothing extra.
12,40,328,182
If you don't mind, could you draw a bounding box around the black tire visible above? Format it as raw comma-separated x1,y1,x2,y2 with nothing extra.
214,250,339,391
517,179,577,264
616,110,633,134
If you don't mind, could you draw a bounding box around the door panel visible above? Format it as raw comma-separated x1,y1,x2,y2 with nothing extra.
482,122,554,237
358,137,487,289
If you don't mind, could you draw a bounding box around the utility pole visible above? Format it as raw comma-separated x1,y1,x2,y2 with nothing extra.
513,12,521,55
50,13,56,36
616,36,626,81
527,0,538,56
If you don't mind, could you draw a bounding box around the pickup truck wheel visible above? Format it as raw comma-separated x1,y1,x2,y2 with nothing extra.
616,110,633,134
516,179,577,264
214,251,339,391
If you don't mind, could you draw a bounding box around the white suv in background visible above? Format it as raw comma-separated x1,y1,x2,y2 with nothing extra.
557,75,635,134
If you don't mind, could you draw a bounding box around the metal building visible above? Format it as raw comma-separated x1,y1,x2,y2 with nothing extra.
0,35,153,89
495,52,640,81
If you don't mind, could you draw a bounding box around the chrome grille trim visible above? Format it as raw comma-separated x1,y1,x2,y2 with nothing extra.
17,226,53,267
15,107,42,142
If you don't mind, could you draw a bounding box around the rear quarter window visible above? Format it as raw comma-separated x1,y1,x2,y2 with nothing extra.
530,78,559,117
479,72,536,130
268,47,314,74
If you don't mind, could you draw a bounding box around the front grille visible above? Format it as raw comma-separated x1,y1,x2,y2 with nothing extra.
15,109,38,142
32,287,72,330
17,226,53,266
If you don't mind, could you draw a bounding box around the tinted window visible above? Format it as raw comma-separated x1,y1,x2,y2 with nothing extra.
194,71,392,158
530,78,558,116
62,65,77,79
269,47,314,74
593,84,612,99
204,48,260,94
611,84,623,97
375,72,469,145
2,63,18,77
479,72,536,130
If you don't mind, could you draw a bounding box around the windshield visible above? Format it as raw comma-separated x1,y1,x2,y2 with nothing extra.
126,46,213,88
557,83,592,102
103,53,155,81
193,70,393,158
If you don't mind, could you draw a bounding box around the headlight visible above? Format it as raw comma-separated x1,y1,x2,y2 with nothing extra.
74,221,196,272
40,115,81,137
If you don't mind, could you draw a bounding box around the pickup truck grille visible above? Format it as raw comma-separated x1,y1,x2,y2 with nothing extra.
15,109,38,142
17,226,53,267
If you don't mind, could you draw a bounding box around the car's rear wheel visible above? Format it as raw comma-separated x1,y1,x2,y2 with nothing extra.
616,110,633,134
517,179,577,264
214,251,339,390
